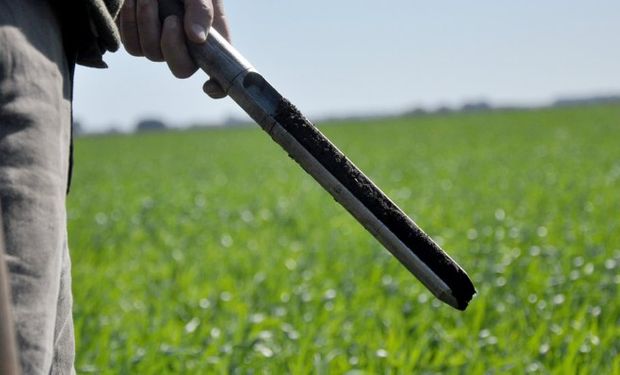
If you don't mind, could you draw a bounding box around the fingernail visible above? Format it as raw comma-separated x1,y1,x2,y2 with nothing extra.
191,24,207,42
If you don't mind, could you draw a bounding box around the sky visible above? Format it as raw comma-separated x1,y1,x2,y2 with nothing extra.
73,0,620,132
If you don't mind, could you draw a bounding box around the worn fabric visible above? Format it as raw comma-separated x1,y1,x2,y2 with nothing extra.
81,0,123,52
52,0,123,68
0,0,75,373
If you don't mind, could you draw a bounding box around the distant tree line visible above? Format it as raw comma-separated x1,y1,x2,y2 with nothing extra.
403,95,620,118
403,100,493,117
552,95,620,107
73,94,620,134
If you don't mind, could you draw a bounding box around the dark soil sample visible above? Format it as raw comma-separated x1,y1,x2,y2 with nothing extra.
274,98,476,309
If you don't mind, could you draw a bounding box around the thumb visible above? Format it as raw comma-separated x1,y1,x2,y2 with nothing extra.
183,0,213,44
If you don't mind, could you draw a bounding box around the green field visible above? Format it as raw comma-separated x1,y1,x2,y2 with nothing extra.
68,104,620,374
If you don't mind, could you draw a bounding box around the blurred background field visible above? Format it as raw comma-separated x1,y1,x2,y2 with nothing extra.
68,104,619,374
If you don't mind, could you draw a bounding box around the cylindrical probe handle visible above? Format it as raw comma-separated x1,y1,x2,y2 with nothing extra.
156,0,476,310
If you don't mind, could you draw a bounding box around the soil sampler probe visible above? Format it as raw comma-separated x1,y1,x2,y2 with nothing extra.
159,1,476,310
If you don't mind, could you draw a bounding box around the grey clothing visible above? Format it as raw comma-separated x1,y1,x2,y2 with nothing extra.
1,0,75,373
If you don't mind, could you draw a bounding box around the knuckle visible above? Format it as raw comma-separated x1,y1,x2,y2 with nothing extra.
190,0,213,17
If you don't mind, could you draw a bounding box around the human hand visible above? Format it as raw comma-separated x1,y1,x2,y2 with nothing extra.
118,0,230,98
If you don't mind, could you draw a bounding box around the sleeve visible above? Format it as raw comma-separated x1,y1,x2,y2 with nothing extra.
57,0,123,68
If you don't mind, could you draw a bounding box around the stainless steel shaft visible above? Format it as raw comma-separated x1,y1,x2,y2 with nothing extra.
158,1,475,310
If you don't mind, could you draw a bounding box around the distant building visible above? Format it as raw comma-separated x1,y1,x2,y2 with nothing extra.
135,119,168,132
461,101,492,112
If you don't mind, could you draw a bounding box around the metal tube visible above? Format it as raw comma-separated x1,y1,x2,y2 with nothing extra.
158,0,475,310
